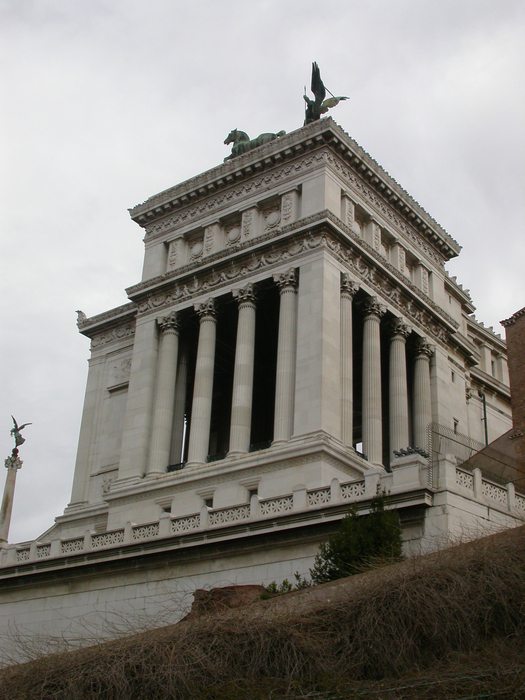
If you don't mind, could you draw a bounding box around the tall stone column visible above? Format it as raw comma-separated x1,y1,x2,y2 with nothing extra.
341,275,359,448
413,338,433,450
362,297,386,466
187,299,217,466
389,319,410,462
229,284,257,456
0,452,22,544
147,311,180,475
273,269,298,445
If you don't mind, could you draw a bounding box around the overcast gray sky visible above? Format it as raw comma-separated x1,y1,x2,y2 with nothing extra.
1,0,524,544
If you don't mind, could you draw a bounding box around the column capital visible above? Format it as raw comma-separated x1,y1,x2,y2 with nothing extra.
232,283,257,306
194,298,217,321
361,297,386,321
341,274,359,299
157,311,180,334
415,337,434,359
389,318,410,340
273,268,297,293
4,453,22,471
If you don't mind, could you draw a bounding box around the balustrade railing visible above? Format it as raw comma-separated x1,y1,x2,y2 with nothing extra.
2,464,523,570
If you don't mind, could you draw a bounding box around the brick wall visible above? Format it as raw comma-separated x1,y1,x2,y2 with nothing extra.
501,307,525,473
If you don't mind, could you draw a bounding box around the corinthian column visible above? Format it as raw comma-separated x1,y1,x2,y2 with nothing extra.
273,269,298,445
361,297,386,466
229,284,257,455
0,453,22,544
389,319,410,463
341,274,359,448
147,312,180,475
413,338,433,450
187,299,217,466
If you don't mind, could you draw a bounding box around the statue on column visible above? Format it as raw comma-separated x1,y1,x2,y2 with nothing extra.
1,417,31,544
303,62,348,125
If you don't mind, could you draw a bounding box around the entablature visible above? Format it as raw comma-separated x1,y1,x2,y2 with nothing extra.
126,210,458,348
129,118,460,263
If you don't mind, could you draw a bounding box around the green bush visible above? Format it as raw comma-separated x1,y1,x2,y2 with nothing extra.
310,490,403,584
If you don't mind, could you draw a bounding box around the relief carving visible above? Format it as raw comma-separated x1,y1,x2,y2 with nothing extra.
91,324,135,349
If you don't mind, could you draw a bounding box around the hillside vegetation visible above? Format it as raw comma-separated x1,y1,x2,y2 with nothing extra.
2,525,525,699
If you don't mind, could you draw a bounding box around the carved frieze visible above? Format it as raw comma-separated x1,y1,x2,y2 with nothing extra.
143,153,326,238
135,214,454,347
91,324,136,350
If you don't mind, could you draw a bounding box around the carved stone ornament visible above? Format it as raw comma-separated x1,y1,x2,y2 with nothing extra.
232,283,256,305
4,454,22,471
361,297,386,320
273,268,297,292
194,298,217,319
389,318,411,339
91,324,135,349
112,358,132,384
157,310,180,333
415,338,434,358
340,274,359,299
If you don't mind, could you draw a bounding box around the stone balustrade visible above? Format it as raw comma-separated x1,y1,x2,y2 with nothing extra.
2,461,524,569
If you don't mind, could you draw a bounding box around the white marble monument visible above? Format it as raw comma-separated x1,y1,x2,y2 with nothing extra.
0,118,519,655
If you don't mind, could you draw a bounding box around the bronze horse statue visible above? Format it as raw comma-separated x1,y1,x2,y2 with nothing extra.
224,128,285,161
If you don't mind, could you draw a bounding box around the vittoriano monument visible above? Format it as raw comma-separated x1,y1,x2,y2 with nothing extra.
0,417,31,544
0,65,518,655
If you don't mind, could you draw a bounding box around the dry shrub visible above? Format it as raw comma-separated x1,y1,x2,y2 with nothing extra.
2,526,525,699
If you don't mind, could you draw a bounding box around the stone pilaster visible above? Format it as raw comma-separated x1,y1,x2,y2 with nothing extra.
273,269,298,444
186,299,217,466
361,297,386,466
147,312,180,475
413,338,434,450
341,275,359,448
388,319,410,463
229,284,257,455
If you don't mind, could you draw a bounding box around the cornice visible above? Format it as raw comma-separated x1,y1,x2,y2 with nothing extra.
466,317,507,352
129,118,460,262
470,367,511,400
77,302,137,338
501,306,525,328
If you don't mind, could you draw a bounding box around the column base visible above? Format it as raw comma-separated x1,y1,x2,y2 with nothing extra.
184,461,206,470
227,450,248,458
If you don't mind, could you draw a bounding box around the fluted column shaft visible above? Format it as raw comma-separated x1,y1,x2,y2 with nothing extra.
362,298,386,466
389,319,410,462
341,275,359,448
229,285,257,455
148,312,180,475
273,269,298,444
187,300,217,465
413,339,433,450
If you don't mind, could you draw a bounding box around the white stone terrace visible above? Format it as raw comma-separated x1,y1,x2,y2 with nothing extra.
1,457,523,571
